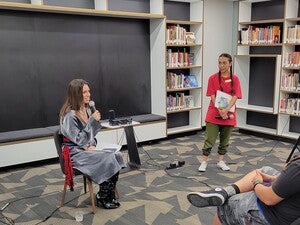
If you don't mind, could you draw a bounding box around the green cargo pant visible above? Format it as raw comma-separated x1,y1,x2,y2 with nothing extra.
202,122,234,156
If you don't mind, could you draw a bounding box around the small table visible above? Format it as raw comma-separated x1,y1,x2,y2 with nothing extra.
101,121,141,169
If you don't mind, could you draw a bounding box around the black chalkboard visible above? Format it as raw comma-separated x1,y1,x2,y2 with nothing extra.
0,10,151,132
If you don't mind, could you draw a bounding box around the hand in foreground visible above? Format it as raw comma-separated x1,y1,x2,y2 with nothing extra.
251,170,264,183
257,170,277,183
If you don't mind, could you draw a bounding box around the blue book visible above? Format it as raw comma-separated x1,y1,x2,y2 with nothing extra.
184,75,198,87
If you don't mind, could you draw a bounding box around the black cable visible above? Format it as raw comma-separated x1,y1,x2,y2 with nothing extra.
0,211,14,225
132,129,214,188
34,192,86,225
0,188,87,225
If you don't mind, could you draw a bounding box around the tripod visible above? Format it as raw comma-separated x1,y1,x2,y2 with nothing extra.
286,135,300,163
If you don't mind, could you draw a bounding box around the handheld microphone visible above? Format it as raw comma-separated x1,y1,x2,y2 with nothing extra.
88,101,96,114
215,114,234,120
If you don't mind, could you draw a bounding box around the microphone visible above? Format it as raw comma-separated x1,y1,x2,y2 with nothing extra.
215,114,234,120
88,101,96,114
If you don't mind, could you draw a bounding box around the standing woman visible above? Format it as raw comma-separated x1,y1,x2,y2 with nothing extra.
59,79,126,209
198,53,242,172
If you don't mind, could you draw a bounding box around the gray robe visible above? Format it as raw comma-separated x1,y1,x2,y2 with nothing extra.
60,110,126,184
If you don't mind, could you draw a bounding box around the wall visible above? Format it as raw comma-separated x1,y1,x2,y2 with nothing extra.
202,0,235,125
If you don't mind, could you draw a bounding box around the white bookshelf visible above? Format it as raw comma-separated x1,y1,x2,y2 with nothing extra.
278,0,300,139
235,0,288,138
234,54,281,114
164,0,203,135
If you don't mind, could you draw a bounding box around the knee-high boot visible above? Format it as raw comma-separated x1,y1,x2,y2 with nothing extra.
108,173,120,207
96,181,119,209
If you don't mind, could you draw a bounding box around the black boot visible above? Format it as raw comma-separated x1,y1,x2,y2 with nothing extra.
109,184,120,207
96,182,119,209
108,172,120,207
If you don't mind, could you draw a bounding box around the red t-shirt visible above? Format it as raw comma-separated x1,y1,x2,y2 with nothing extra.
205,72,242,126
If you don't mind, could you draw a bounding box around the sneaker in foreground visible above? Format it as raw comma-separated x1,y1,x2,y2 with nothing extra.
187,188,228,208
217,160,230,171
198,161,208,172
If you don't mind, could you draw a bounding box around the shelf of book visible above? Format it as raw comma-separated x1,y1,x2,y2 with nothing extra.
164,0,203,135
167,86,201,92
235,0,288,138
279,0,300,140
166,65,201,70
167,106,201,114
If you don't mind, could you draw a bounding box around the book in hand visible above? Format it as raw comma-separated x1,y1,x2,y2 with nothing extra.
215,90,235,113
93,143,122,153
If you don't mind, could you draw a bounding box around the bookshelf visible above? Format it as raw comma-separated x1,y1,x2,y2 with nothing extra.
164,0,203,135
235,0,284,136
278,0,300,139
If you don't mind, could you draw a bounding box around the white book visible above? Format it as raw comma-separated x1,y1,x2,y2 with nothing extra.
95,143,122,153
215,90,235,113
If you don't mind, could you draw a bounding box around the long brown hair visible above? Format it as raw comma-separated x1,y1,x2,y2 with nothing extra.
59,79,90,119
218,53,235,95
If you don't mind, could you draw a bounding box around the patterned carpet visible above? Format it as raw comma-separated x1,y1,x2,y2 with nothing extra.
0,130,295,225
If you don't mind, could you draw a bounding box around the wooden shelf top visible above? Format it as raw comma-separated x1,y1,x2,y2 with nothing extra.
167,106,201,114
166,43,202,47
286,17,300,22
283,42,300,46
167,86,201,92
280,89,300,94
238,43,282,47
239,18,284,25
166,65,202,70
235,54,280,58
166,19,202,25
0,1,165,19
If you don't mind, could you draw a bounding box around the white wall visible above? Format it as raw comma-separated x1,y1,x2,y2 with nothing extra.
202,0,236,125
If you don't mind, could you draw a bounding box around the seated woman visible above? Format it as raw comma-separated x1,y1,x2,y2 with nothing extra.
59,78,126,209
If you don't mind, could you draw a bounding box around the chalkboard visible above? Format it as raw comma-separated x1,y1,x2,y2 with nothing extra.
0,10,151,132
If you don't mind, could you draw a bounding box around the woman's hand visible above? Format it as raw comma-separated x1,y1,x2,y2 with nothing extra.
86,146,96,151
218,108,229,119
92,110,101,121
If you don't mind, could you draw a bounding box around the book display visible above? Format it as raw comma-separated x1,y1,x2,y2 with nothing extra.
236,0,300,140
278,0,300,139
235,0,283,136
164,0,203,135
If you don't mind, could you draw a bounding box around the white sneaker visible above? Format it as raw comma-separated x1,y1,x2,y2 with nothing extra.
217,160,230,171
187,188,228,207
198,161,208,172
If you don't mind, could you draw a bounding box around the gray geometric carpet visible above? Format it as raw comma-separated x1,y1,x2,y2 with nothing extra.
0,130,294,225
